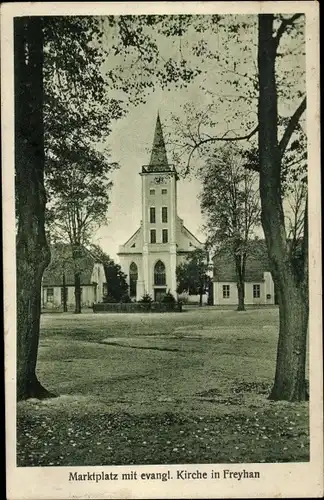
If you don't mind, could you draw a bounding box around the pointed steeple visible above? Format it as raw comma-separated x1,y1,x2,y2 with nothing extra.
148,113,170,171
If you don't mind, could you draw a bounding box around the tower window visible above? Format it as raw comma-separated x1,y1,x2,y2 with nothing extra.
154,260,166,286
150,189,155,195
162,189,167,195
150,207,156,224
162,229,168,243
162,206,168,223
150,229,156,244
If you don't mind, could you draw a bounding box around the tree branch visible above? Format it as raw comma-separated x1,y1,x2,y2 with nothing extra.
275,14,304,48
185,125,259,174
279,97,306,158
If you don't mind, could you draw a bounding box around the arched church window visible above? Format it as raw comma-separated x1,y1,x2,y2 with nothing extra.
129,262,138,297
154,260,166,286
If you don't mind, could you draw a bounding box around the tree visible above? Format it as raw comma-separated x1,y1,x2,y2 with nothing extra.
15,15,201,399
43,16,123,315
15,18,54,400
258,14,308,401
43,16,203,315
176,249,210,307
45,148,116,313
170,14,308,401
89,245,128,302
199,144,261,311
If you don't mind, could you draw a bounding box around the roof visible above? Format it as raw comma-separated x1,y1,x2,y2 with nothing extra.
182,224,204,246
213,240,271,282
121,227,141,247
42,243,97,286
147,113,171,172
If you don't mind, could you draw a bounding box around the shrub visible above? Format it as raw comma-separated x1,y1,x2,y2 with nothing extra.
102,294,117,303
120,293,132,303
139,293,153,304
177,293,189,304
162,291,176,304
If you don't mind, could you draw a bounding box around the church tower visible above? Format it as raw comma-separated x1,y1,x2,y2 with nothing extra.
118,114,203,301
140,113,178,301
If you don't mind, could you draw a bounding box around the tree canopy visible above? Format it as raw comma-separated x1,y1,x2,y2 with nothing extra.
199,144,261,310
89,245,129,302
176,249,211,306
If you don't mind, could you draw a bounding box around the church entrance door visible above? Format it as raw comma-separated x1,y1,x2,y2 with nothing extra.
154,288,166,302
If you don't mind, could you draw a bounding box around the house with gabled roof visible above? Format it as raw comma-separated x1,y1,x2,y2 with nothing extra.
212,241,277,306
41,243,107,310
117,114,204,301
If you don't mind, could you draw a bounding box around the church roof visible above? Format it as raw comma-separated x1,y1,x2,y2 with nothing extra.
147,114,171,172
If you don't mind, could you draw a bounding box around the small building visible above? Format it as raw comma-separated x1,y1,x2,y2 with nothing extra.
117,113,204,301
212,242,276,306
41,244,107,310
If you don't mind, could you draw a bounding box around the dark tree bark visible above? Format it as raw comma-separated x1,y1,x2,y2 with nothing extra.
74,271,82,314
258,15,308,401
235,253,246,311
72,244,82,314
237,282,245,311
15,17,55,401
62,271,67,312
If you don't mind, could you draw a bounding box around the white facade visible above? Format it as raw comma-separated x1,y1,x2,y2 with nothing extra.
118,115,203,301
42,262,106,309
213,271,275,306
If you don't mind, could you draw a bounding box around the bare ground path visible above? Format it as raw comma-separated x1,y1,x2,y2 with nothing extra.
17,307,309,465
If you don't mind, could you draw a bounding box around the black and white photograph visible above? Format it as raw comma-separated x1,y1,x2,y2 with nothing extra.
2,2,322,499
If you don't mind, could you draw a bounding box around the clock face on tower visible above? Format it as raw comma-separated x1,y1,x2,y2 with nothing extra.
153,173,172,184
153,176,167,185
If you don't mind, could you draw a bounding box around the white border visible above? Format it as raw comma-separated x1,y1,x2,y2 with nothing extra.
2,2,322,499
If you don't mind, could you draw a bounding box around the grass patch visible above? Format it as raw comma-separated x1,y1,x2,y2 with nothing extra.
17,307,309,465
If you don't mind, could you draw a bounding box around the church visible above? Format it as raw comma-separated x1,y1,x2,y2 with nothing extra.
118,114,203,301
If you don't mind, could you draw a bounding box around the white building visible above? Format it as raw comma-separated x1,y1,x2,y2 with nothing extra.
41,244,107,310
212,243,277,306
118,114,203,301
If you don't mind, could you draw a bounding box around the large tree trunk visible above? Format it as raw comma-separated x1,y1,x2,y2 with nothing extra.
235,253,246,311
62,271,67,312
74,271,82,314
15,18,55,401
237,281,245,311
72,244,82,314
258,15,308,401
270,280,308,400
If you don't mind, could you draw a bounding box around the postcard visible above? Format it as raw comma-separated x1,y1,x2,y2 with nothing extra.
2,1,323,499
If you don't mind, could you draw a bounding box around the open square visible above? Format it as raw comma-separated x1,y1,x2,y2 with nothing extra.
17,307,309,466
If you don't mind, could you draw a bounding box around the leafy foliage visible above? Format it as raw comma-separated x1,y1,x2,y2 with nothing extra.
139,293,153,304
161,291,176,304
199,144,261,310
200,144,261,253
176,249,210,299
200,146,261,311
89,245,129,302
168,14,305,181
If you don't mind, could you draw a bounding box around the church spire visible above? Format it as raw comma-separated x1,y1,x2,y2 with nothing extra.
148,113,170,171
